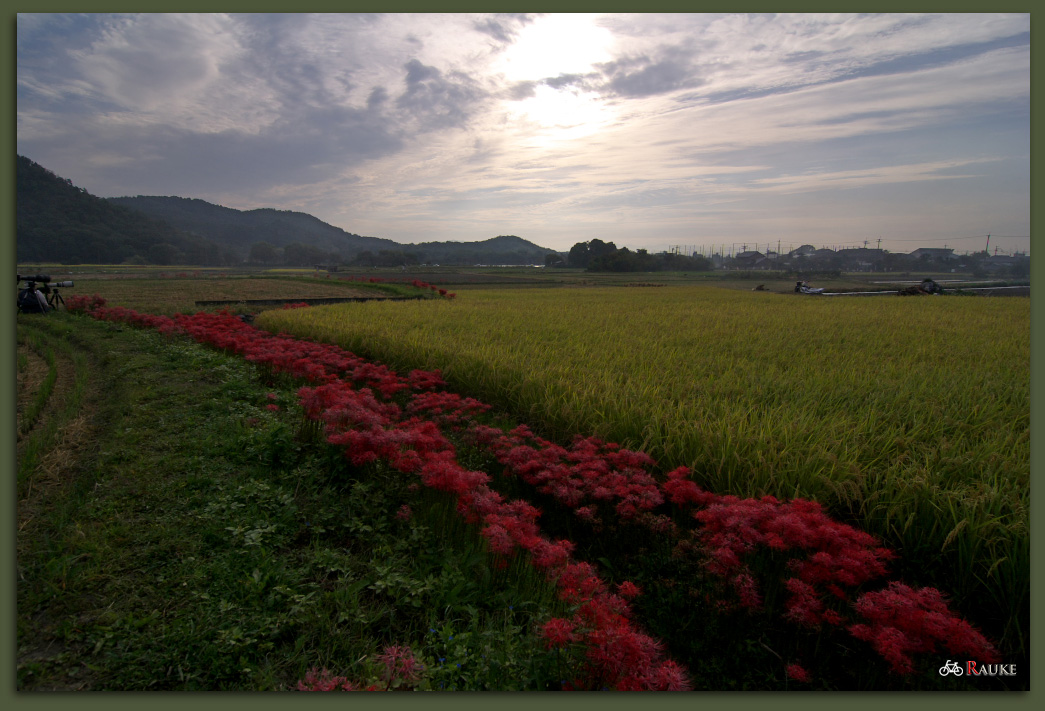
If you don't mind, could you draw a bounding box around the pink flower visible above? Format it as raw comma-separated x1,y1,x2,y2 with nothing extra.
649,659,693,691
375,645,422,684
296,667,356,691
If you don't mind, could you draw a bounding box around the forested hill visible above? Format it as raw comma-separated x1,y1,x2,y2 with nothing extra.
16,155,237,266
17,155,561,266
400,234,558,266
106,196,399,259
108,196,559,266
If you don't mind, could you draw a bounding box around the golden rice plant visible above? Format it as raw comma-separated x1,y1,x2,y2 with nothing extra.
257,286,1029,651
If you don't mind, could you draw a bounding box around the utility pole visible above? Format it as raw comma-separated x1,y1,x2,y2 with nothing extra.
985,234,991,254
877,237,882,250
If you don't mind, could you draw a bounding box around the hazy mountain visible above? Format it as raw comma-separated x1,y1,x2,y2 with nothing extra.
109,196,560,265
398,234,558,266
16,155,237,265
106,195,398,259
18,155,561,266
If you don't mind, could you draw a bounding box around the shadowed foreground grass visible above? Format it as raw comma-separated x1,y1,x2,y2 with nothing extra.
16,313,563,690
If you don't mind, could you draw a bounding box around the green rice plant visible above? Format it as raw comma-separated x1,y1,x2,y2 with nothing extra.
256,286,1029,656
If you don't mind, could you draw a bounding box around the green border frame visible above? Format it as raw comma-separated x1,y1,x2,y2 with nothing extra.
3,4,1038,710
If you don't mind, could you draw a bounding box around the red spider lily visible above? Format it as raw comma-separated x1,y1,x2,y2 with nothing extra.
375,645,423,685
407,391,491,425
786,663,812,683
848,582,1000,675
296,667,357,691
646,659,693,691
692,492,895,625
70,303,1001,685
542,618,578,648
617,581,642,600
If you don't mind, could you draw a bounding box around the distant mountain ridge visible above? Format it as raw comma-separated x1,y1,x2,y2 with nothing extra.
16,154,560,265
107,195,559,265
106,196,400,257
16,155,238,265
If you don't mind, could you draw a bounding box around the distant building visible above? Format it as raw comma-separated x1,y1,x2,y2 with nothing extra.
788,245,817,258
909,248,958,261
732,250,771,269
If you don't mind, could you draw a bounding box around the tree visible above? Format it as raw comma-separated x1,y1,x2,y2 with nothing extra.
147,242,182,265
567,242,590,268
249,242,280,264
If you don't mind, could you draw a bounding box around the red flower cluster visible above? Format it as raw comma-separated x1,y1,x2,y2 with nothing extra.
296,667,363,691
296,644,421,691
375,645,423,686
470,425,670,529
64,293,109,312
409,279,456,299
407,391,492,426
848,582,1000,675
691,494,895,625
541,561,690,690
785,663,811,683
67,301,1001,684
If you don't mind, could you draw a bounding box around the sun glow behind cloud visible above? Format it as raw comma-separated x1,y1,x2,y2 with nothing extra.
496,14,613,82
494,14,618,144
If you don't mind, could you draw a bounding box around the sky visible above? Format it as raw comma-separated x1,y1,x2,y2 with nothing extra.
15,12,1031,256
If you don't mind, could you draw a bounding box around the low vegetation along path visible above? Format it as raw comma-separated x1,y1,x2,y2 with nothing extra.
17,313,565,690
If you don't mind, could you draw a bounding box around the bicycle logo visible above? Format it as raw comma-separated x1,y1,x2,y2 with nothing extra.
939,660,964,676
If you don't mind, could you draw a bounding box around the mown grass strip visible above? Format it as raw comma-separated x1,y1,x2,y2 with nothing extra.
16,316,92,495
17,330,58,436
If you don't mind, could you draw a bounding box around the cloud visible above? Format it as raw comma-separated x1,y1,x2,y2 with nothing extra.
596,44,704,97
14,13,1030,253
472,14,536,44
395,59,488,131
746,158,997,194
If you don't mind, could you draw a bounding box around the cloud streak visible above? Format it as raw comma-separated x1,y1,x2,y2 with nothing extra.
15,12,1030,254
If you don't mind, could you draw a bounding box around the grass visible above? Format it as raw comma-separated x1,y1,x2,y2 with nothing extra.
18,273,1029,690
16,317,93,495
16,313,567,690
255,286,1030,659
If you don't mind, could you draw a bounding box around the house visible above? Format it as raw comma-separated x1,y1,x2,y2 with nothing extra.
732,250,771,269
909,248,958,261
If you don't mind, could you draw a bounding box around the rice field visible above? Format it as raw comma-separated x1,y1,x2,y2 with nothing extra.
58,274,407,314
256,286,1030,652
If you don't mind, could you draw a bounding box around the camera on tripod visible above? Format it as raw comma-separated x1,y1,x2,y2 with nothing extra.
17,273,74,313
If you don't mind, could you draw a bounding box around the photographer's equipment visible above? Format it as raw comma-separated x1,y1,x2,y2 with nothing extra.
16,273,74,312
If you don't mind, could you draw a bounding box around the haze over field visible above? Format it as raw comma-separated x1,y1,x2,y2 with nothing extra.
16,12,1030,255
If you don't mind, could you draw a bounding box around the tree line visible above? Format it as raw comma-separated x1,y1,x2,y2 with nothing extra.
565,239,713,272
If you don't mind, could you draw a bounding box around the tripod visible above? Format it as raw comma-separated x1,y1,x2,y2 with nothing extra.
46,286,66,310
